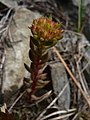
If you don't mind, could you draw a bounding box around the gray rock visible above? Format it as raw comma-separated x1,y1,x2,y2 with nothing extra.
55,30,90,95
49,62,70,110
72,0,90,7
48,30,90,113
3,7,41,99
0,0,18,8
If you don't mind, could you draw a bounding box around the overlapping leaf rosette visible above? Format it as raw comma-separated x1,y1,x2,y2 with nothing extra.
24,16,63,100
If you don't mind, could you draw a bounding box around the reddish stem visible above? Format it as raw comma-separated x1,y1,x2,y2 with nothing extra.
28,56,40,99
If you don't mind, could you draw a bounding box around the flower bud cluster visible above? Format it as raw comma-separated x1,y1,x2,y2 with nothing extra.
30,17,63,42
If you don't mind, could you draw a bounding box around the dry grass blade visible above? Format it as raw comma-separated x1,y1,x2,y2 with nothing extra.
0,51,6,71
31,90,52,101
76,58,88,95
36,83,68,120
39,108,76,120
81,61,90,74
42,112,75,120
8,91,26,112
0,50,6,95
53,46,90,106
72,112,80,120
0,103,7,113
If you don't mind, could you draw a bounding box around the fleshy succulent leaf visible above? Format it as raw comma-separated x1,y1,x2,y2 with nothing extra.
29,49,36,62
30,36,34,50
24,63,31,73
32,35,40,47
24,77,30,82
41,52,48,64
30,62,35,71
42,41,54,46
24,77,32,84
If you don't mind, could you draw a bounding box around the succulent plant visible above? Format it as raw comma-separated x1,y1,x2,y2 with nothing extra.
24,16,63,101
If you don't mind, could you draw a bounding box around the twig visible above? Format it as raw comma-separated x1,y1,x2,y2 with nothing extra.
40,108,76,120
76,58,88,95
47,112,75,120
30,90,52,107
0,50,6,92
36,83,68,120
0,8,13,25
81,61,90,74
53,46,90,106
72,112,80,120
8,91,26,112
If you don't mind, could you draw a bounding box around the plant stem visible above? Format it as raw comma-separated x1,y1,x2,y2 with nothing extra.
78,0,83,33
29,56,40,99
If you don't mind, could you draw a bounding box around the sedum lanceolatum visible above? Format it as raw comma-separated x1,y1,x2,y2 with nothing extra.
24,16,63,101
